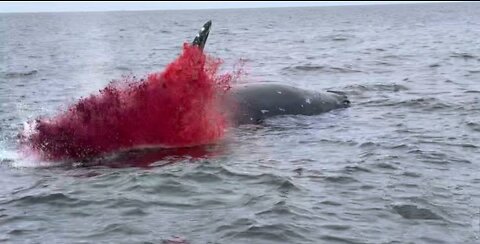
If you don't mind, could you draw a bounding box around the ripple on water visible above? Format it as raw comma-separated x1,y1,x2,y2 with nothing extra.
255,200,313,220
341,165,372,174
324,175,359,184
282,64,362,73
319,200,343,207
225,223,312,243
216,166,300,190
392,204,443,220
321,224,351,231
3,70,38,78
320,235,364,244
179,170,223,183
409,149,471,165
466,121,480,132
374,162,398,170
362,97,453,111
84,223,148,239
402,171,422,178
3,192,91,208
215,217,258,233
450,52,477,59
322,34,356,42
343,83,409,96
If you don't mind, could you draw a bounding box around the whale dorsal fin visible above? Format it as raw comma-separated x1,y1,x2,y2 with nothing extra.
192,20,212,51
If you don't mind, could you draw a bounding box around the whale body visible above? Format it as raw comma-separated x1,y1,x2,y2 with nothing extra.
226,83,350,125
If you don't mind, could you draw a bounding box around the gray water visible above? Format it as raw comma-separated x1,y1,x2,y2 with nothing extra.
1,3,480,243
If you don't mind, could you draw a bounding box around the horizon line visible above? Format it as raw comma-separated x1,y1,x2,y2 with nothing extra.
0,1,460,14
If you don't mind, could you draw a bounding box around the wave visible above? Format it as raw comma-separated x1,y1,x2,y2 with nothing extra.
322,34,356,42
356,95,455,112
3,70,38,78
392,204,443,220
342,83,409,96
283,64,362,73
450,52,477,59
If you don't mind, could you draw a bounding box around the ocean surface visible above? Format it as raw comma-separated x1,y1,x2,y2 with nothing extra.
1,2,480,243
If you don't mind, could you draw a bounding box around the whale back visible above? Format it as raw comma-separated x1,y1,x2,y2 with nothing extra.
228,83,349,125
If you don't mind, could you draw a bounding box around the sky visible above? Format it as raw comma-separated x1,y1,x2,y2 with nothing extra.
0,1,445,13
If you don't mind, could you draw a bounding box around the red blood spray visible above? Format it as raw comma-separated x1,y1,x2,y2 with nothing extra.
20,43,239,161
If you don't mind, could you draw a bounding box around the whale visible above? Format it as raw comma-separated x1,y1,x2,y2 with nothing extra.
226,83,350,125
192,21,350,125
19,20,351,164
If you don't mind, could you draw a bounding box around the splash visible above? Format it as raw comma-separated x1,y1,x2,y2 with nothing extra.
20,43,241,161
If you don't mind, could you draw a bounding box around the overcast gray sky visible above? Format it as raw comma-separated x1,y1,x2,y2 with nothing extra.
0,1,444,13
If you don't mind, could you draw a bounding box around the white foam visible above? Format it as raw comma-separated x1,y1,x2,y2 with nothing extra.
22,120,36,138
9,147,59,168
0,140,59,169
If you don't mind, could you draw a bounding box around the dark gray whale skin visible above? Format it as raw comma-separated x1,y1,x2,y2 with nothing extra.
227,83,350,125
